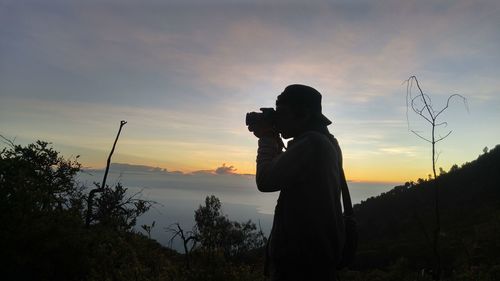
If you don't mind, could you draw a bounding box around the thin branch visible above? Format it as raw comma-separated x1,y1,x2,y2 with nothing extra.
435,151,442,164
0,135,16,147
168,233,180,248
435,121,448,127
412,76,435,121
121,189,144,204
404,76,467,281
166,223,182,247
101,120,127,189
85,120,127,227
435,130,453,143
190,239,197,252
411,130,432,143
411,96,434,124
435,94,468,119
405,79,411,130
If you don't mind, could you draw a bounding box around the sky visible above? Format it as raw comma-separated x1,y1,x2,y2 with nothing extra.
1,0,499,183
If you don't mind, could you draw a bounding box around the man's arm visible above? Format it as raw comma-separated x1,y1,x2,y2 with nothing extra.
256,135,313,192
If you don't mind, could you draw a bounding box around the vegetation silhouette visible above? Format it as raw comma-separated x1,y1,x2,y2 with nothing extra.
1,136,498,280
0,138,268,281
405,76,468,281
167,195,267,277
0,138,162,281
86,120,128,227
346,145,500,280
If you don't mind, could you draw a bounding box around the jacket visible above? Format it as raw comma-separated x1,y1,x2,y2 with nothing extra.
256,131,345,275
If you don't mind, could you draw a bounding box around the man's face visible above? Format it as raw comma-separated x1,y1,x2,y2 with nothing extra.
275,104,308,139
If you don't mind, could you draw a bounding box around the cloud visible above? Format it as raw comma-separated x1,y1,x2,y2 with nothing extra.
109,163,168,173
378,146,421,157
191,163,244,176
2,0,499,183
85,163,177,174
78,163,258,197
85,162,243,177
214,163,238,175
3,0,499,108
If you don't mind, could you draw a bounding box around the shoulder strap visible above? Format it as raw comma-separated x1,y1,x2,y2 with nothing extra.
340,168,354,216
329,134,354,216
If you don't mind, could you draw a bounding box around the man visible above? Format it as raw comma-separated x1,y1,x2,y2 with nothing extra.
251,84,347,281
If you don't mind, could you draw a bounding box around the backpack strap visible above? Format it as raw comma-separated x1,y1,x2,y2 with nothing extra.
329,134,354,216
330,135,358,269
340,168,354,216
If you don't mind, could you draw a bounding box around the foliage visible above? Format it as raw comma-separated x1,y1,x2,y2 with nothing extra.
0,140,165,281
3,138,498,281
0,139,267,281
349,145,500,280
0,140,83,214
192,195,266,261
93,182,152,231
168,195,267,280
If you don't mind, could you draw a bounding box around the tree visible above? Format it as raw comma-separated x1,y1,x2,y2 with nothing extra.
168,195,266,268
166,222,198,270
0,138,83,214
0,138,87,280
92,182,152,231
86,120,127,227
194,195,225,257
193,195,266,261
483,146,489,154
405,76,468,280
0,137,155,280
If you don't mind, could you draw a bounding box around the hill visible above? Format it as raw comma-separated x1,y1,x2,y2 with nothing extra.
350,145,500,278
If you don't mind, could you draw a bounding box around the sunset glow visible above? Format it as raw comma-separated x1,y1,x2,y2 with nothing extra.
1,0,499,184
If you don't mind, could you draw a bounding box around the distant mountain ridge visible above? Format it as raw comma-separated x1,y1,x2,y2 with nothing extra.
352,145,500,272
84,162,249,176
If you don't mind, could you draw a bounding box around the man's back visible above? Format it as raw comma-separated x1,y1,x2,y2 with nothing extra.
257,131,345,280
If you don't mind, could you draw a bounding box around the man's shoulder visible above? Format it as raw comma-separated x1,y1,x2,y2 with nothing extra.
289,131,337,154
301,131,341,158
301,131,333,145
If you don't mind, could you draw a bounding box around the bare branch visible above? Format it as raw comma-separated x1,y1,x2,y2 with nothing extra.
435,151,442,164
404,76,467,281
86,120,127,227
411,96,434,124
0,135,16,148
435,130,453,143
405,78,411,130
406,76,427,128
422,93,436,116
435,121,448,127
411,130,432,143
435,94,468,119
412,76,436,121
166,223,183,248
101,120,127,190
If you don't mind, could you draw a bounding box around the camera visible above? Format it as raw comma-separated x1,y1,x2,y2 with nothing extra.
245,108,275,132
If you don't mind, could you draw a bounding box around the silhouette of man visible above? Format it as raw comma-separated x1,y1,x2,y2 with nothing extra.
252,84,346,281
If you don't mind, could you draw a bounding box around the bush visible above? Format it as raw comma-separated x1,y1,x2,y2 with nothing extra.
0,140,165,281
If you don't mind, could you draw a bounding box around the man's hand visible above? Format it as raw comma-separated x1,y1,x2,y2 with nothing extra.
252,126,276,139
248,121,276,138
